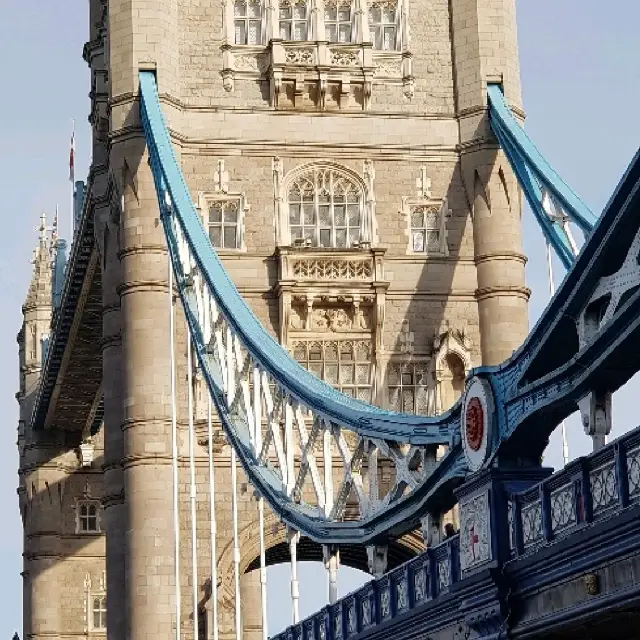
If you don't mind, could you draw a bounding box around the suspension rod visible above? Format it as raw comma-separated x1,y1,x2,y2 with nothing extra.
253,365,269,640
187,331,199,640
207,398,219,640
289,528,300,624
546,242,570,466
169,264,182,640
231,448,242,640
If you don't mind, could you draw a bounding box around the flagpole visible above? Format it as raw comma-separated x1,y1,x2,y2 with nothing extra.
69,120,76,243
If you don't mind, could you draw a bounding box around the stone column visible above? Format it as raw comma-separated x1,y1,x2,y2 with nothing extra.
241,570,263,640
118,140,176,639
101,208,127,640
451,0,530,366
108,1,180,636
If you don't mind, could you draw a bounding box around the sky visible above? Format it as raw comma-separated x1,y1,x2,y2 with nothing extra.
0,0,639,637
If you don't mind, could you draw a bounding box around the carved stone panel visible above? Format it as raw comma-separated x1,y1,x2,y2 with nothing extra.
459,491,492,572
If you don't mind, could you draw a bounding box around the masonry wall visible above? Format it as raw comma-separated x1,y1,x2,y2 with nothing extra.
20,0,529,638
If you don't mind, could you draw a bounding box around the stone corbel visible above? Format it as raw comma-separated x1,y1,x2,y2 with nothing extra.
270,68,283,107
294,72,306,105
305,295,315,330
273,157,288,246
221,45,234,92
352,295,361,329
318,72,328,110
339,76,351,109
374,288,386,355
402,52,414,99
363,73,373,111
279,289,292,345
362,160,376,244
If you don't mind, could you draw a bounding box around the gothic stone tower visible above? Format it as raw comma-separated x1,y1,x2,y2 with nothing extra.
20,0,528,637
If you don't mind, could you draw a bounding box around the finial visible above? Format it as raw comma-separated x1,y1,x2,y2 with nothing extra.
37,212,47,242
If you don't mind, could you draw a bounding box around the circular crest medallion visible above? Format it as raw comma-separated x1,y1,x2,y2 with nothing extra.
465,397,484,452
461,377,494,472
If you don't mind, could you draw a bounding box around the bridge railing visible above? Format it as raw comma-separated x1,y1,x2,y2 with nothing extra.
273,535,460,640
510,427,640,558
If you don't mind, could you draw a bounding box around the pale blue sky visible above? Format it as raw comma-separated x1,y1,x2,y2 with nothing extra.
0,1,638,637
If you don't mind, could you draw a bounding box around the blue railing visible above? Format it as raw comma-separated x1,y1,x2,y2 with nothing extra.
273,536,460,640
510,427,640,558
273,425,640,640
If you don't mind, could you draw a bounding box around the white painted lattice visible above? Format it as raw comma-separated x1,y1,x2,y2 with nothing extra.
170,209,441,524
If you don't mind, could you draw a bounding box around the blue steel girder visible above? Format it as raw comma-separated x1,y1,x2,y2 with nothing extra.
139,68,640,544
487,84,597,271
481,145,640,461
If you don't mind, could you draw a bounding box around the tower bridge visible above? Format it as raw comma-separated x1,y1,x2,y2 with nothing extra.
16,1,640,639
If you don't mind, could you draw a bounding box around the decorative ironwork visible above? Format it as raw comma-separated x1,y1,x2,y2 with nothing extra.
396,577,407,612
361,597,372,628
346,601,356,636
628,447,640,498
590,462,618,513
380,582,391,620
522,500,543,548
413,566,426,604
437,559,450,592
333,609,343,640
550,484,576,533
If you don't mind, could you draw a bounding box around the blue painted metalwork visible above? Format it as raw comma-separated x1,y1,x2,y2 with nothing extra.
140,68,640,543
272,424,640,640
74,181,85,230
31,172,97,431
487,84,597,269
140,71,466,543
140,72,452,446
51,238,67,310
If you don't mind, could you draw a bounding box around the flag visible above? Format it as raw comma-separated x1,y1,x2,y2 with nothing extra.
69,122,75,183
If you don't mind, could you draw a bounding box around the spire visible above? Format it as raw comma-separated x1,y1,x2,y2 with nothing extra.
23,212,53,312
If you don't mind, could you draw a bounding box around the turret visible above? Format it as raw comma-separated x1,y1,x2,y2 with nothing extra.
18,212,54,418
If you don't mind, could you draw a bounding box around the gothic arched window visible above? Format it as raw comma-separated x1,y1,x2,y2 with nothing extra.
279,0,310,41
368,0,398,50
92,596,107,630
324,0,354,43
287,168,364,248
234,0,263,45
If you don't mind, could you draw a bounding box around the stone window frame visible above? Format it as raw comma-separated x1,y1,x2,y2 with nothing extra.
278,0,311,41
224,0,410,50
75,498,102,534
368,0,402,51
276,161,376,248
198,192,249,254
233,0,265,45
90,593,107,632
386,358,433,415
292,338,374,402
402,196,450,257
324,0,356,43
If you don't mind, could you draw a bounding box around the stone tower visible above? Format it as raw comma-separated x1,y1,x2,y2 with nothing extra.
20,0,528,637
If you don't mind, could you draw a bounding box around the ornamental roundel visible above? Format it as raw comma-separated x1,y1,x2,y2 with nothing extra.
461,377,494,472
465,397,484,452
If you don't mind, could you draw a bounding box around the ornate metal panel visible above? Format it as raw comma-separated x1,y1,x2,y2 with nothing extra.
590,461,618,514
550,484,576,534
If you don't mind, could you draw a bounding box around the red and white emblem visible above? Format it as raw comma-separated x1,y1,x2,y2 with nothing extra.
461,377,494,472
